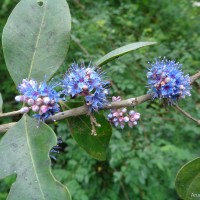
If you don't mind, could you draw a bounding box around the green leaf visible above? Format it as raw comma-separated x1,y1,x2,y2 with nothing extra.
64,102,112,161
0,115,71,200
2,0,71,85
175,157,200,200
95,42,156,66
0,93,3,113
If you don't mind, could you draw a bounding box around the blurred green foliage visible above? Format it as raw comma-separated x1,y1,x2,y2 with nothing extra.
0,0,200,199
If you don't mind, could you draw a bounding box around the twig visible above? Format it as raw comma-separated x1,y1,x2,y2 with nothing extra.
173,104,200,125
0,110,21,118
0,71,199,133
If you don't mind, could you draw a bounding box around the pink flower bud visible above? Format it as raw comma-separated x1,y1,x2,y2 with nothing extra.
119,112,123,117
36,98,43,105
20,107,30,113
27,98,34,105
112,96,121,102
32,105,39,112
119,117,124,122
43,97,50,105
130,117,135,122
124,116,129,122
40,105,48,114
134,113,140,120
15,95,23,102
113,112,119,117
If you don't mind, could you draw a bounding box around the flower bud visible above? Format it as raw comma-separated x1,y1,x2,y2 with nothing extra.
108,113,113,119
40,105,48,114
129,110,135,115
133,121,138,125
27,98,34,106
124,116,129,122
160,81,165,86
32,105,39,112
15,95,23,102
36,98,43,105
113,112,119,117
134,113,140,120
120,124,125,129
114,122,119,127
122,108,127,113
20,107,30,113
165,77,170,83
43,97,50,105
119,117,124,122
82,85,88,91
179,85,185,90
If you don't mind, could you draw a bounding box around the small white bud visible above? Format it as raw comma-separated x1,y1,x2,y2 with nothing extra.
20,107,29,113
43,97,50,105
108,113,113,119
15,95,23,102
124,116,129,122
165,77,170,83
133,121,138,125
179,85,185,90
122,108,127,113
129,110,135,115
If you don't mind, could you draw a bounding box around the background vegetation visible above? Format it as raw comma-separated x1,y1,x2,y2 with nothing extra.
0,0,200,199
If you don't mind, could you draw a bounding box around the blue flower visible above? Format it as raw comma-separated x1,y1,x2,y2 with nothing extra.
62,62,110,112
147,58,191,103
16,78,61,122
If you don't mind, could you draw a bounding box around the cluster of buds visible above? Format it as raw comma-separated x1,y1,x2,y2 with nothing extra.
107,96,140,129
15,95,58,115
15,79,60,121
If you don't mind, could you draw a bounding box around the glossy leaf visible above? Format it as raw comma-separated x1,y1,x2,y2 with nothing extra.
0,93,3,113
2,0,71,85
175,157,200,200
95,42,156,66
0,115,71,200
64,102,112,160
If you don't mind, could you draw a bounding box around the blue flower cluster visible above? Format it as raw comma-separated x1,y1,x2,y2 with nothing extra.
62,63,109,112
15,79,61,121
147,58,191,103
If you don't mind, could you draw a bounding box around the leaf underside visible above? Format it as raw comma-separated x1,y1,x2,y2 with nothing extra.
65,102,112,161
2,0,71,85
0,115,71,200
95,42,156,66
175,157,200,200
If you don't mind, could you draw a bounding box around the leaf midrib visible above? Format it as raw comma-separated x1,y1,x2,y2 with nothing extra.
24,115,45,200
28,1,47,80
